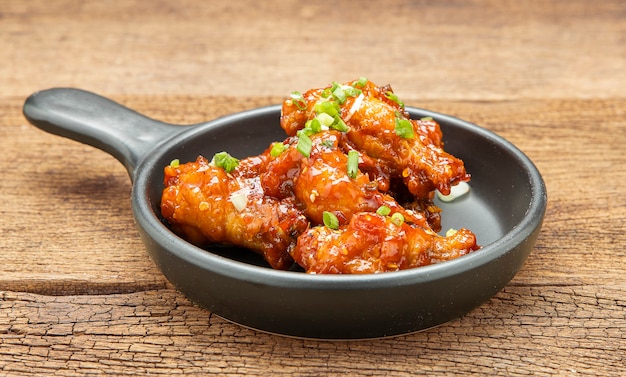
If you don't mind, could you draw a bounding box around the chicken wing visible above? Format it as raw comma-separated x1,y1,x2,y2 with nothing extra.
293,131,431,228
292,212,479,274
281,79,469,198
161,156,308,270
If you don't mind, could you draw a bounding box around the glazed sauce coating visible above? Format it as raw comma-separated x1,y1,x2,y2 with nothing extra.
292,212,479,274
281,79,469,197
161,156,308,270
161,78,479,273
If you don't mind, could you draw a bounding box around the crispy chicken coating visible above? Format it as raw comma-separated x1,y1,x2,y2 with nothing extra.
161,156,308,270
292,212,479,274
293,132,430,228
281,79,469,198
261,131,431,228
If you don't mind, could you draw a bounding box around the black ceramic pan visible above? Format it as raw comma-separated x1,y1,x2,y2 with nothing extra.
23,88,547,339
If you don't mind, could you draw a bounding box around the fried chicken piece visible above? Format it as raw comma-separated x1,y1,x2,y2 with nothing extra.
261,131,431,229
292,212,479,274
387,177,442,232
293,131,431,228
161,156,308,270
281,79,469,198
259,135,303,200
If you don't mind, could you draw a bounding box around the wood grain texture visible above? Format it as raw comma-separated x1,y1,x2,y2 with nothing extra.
2,0,625,375
2,0,625,100
0,286,624,376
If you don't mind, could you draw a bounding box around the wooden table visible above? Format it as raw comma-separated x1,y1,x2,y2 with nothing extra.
2,1,624,375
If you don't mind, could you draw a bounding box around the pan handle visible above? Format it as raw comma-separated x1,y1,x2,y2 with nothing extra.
23,88,185,180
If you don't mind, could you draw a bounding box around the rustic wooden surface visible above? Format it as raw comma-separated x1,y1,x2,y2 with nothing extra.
1,1,625,375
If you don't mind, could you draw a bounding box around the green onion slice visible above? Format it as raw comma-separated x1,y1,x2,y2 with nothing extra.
343,85,362,97
385,91,404,109
328,81,362,103
305,118,323,133
323,211,340,230
347,150,359,178
290,91,307,111
354,77,368,88
212,151,239,173
296,130,312,157
270,142,287,157
315,113,335,128
394,113,414,139
376,205,391,216
169,159,180,168
299,127,315,137
314,100,340,117
390,212,405,226
332,85,347,104
331,115,350,132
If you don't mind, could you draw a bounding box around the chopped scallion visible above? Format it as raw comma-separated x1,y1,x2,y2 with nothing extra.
169,159,180,168
347,150,359,179
212,151,239,173
343,85,362,97
390,212,405,226
331,115,350,132
270,142,287,157
299,127,315,136
354,77,368,88
323,211,340,230
306,118,323,133
332,85,347,104
315,113,335,128
394,113,414,139
314,100,340,117
290,91,307,111
385,91,405,109
296,130,312,157
376,205,391,216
